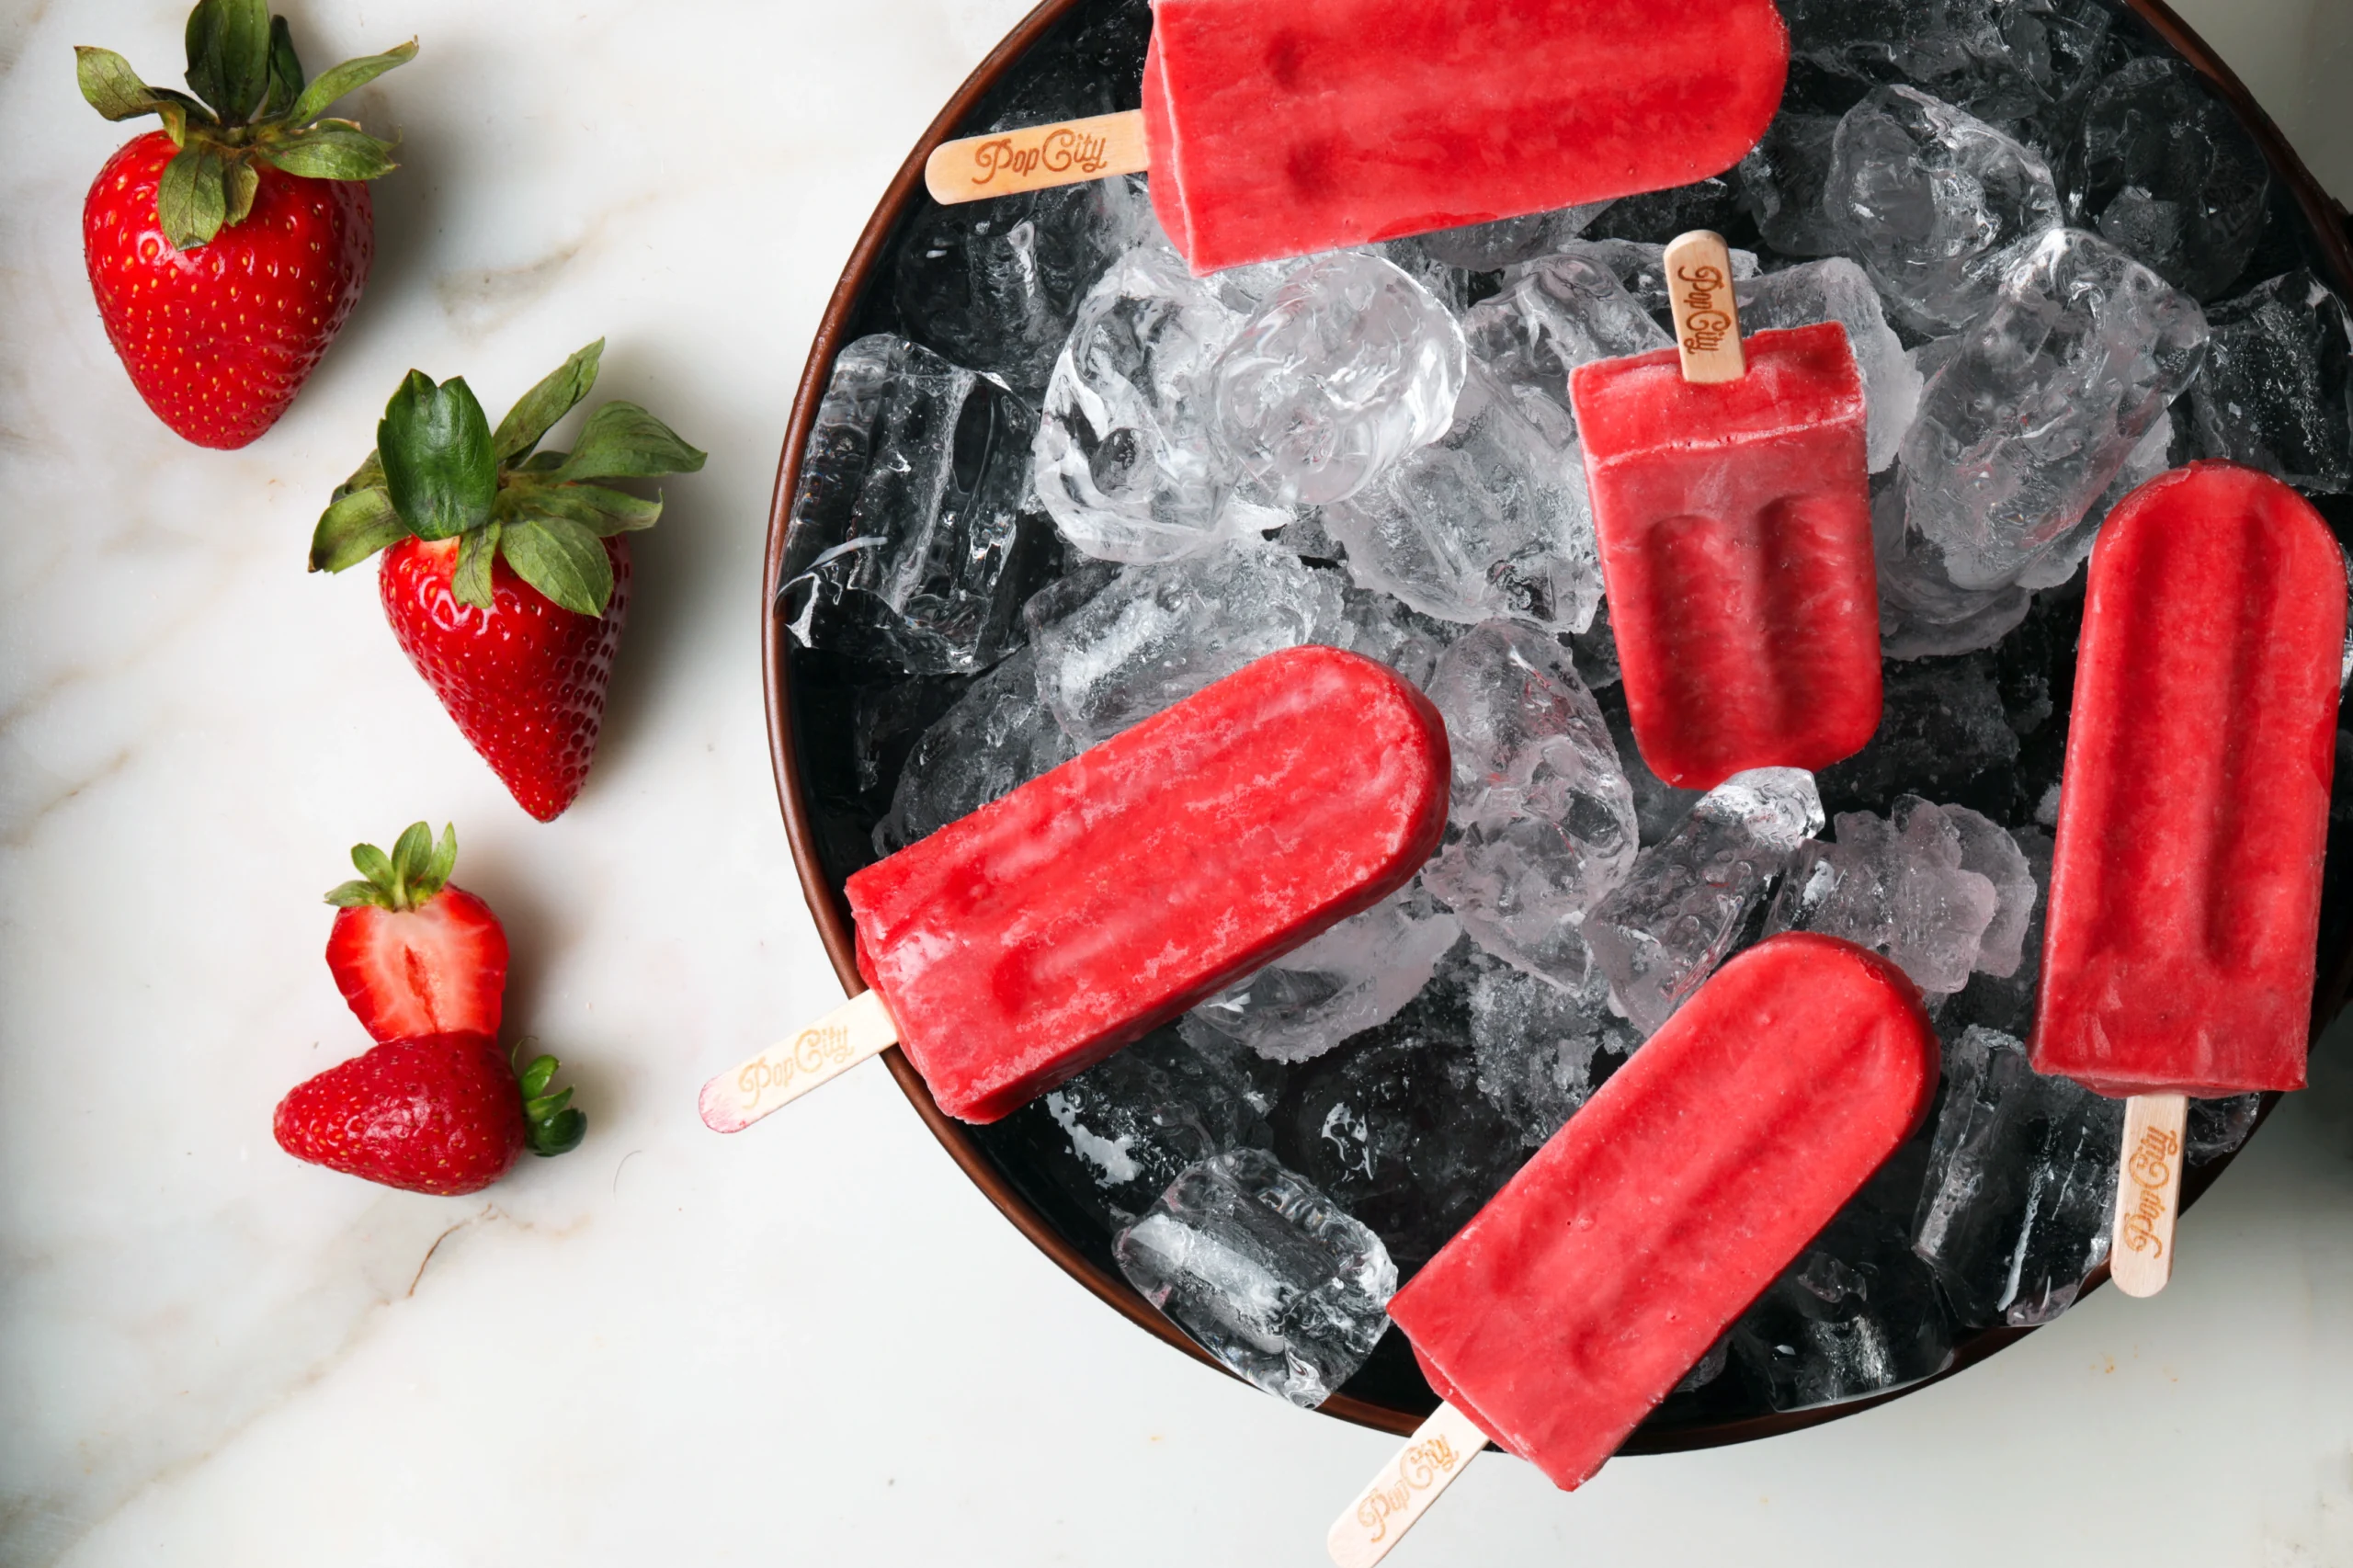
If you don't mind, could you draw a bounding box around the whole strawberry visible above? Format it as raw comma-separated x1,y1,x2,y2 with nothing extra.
310,341,704,820
325,821,509,1043
76,0,414,448
275,1032,585,1196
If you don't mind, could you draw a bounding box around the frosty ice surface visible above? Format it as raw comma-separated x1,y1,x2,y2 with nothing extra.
1207,252,1466,507
1583,768,1825,1035
1419,622,1638,989
1182,887,1461,1064
779,335,1054,675
1114,1149,1397,1407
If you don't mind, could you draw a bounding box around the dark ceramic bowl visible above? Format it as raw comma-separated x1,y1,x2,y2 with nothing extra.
765,0,2353,1447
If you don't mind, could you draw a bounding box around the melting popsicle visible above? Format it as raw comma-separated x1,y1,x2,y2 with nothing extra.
1326,933,1939,1565
922,0,1791,274
2032,460,2346,1297
701,645,1449,1129
1570,230,1881,790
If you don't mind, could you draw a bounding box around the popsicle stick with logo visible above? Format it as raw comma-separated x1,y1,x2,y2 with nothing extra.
2109,1094,2185,1297
1662,228,1746,383
915,0,1790,273
699,648,1450,1133
1324,936,1942,1566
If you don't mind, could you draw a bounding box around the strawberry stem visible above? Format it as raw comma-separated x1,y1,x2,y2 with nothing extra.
517,1053,586,1157
324,821,459,911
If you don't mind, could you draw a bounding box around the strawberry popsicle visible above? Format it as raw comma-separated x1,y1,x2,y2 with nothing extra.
1328,934,1938,1564
2032,461,2344,1295
1571,244,1881,790
702,645,1449,1131
924,2,1791,275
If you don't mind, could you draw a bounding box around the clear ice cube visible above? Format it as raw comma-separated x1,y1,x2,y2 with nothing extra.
1824,85,2063,334
1735,257,1923,471
2187,1094,2263,1165
1419,621,1640,988
1181,887,1462,1064
1463,953,1631,1146
1912,1026,2122,1327
1732,1188,1956,1413
1463,249,1674,436
1032,246,1282,563
1321,362,1604,633
1584,768,1825,1036
1208,252,1467,506
1414,200,1616,271
1737,113,1847,258
2188,270,2353,494
1763,797,2004,994
1026,541,1347,744
1783,0,2110,131
1817,652,2020,815
1114,1148,1397,1407
2073,57,2270,301
872,647,1078,855
892,175,1158,396
1898,228,2208,590
778,335,1056,675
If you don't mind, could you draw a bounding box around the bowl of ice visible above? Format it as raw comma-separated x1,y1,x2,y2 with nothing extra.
764,0,2353,1447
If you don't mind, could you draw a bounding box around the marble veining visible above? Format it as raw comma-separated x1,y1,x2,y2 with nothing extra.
1,0,2349,1563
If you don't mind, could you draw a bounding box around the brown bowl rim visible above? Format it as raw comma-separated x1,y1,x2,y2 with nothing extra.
758,0,2353,1447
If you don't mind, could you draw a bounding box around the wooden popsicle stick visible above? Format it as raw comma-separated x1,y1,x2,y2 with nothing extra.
1663,229,1746,383
2109,1092,2188,1297
1325,1400,1489,1568
699,989,898,1133
923,109,1151,206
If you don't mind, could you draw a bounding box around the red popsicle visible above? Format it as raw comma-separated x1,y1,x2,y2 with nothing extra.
923,1,1791,275
701,645,1449,1130
1571,241,1881,791
2033,461,2344,1295
1327,935,1938,1563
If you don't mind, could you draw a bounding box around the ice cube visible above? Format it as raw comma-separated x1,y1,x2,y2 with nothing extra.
1114,1149,1397,1407
1763,797,2003,994
2187,1094,2263,1165
1032,246,1285,563
977,1026,1278,1234
1595,682,1706,847
1736,113,1847,259
1873,482,2035,661
1937,826,2052,1040
1912,1026,2122,1327
892,175,1157,396
1333,585,1454,690
779,335,1058,675
1267,967,1532,1272
1899,228,2208,591
1782,0,2111,131
1824,86,2063,335
1735,257,1922,471
1732,1177,1956,1413
1181,887,1462,1064
1817,652,2019,817
872,647,1078,855
1415,200,1616,271
1584,177,1743,245
2188,270,2353,494
1464,249,1673,435
1208,252,1467,506
1419,622,1640,988
1321,362,1605,633
1462,953,1632,1146
1026,541,1347,743
1584,768,1825,1037
2072,57,2270,301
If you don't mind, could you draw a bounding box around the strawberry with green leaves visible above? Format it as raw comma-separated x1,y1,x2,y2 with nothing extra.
324,822,508,1044
274,1033,585,1196
77,0,414,448
311,342,705,821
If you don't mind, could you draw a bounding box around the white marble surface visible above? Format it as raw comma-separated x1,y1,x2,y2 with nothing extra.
2,0,2351,1562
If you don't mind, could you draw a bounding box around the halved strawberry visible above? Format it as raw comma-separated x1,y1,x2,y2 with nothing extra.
274,1032,585,1196
324,821,508,1042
